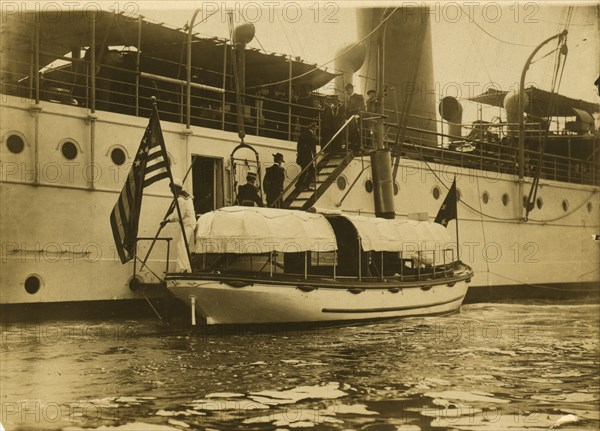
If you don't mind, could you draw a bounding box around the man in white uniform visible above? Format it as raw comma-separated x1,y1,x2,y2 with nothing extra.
161,178,196,272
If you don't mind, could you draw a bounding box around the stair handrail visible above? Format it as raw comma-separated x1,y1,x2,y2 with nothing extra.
273,114,360,207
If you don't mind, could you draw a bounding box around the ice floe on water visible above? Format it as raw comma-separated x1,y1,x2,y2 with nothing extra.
424,390,510,404
63,422,178,430
531,392,598,403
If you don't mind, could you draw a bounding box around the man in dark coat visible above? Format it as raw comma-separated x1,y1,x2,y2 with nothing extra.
264,153,286,207
296,122,318,190
345,83,365,151
237,172,263,207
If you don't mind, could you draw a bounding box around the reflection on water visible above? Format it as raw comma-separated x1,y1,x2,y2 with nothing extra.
1,303,598,430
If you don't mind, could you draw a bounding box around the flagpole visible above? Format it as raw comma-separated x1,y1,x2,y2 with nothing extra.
151,97,192,269
454,175,460,263
140,155,198,270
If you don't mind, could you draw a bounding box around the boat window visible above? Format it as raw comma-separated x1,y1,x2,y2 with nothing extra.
562,199,569,212
6,133,25,154
24,275,41,294
502,193,510,206
536,197,543,209
482,191,489,204
364,179,373,193
432,186,441,200
61,140,78,160
336,175,347,190
110,147,126,165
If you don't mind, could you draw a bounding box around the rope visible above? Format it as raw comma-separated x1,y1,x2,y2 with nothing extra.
485,270,600,292
247,7,400,90
405,140,599,223
459,6,536,48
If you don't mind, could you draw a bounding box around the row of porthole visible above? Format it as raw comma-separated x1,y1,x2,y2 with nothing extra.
336,176,400,195
432,185,593,213
5,133,128,165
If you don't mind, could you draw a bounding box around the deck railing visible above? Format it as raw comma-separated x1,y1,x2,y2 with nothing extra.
1,49,597,186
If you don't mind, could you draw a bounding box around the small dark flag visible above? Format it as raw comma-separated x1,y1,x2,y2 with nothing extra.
434,179,458,228
110,105,170,263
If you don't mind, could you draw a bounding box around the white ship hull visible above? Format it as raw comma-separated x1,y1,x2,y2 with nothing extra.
1,96,598,311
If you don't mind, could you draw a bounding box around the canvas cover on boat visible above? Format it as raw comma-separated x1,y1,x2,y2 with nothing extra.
195,206,337,254
337,215,456,263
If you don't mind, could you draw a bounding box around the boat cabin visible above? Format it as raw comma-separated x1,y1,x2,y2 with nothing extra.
191,207,458,283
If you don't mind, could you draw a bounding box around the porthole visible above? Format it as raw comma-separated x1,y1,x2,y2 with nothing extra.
365,179,374,193
482,191,489,204
6,134,25,154
24,275,41,294
110,147,126,165
562,199,569,212
393,182,399,196
502,193,510,206
536,197,543,209
336,175,347,190
588,202,593,213
61,140,78,160
432,186,441,200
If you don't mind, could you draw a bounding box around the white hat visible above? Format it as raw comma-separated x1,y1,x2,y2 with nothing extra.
172,177,183,188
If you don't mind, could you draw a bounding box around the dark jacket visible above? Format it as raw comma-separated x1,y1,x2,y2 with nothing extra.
264,164,285,196
237,183,263,207
346,93,365,117
297,128,317,167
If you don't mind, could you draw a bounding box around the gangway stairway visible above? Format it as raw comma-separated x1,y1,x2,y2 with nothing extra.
281,150,354,210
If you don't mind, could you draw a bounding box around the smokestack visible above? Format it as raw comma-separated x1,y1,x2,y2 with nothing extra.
357,7,437,147
334,42,366,101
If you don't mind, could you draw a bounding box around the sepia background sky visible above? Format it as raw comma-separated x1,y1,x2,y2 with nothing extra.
137,1,599,105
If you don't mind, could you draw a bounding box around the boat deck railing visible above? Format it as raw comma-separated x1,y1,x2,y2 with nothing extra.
192,248,463,284
2,49,598,186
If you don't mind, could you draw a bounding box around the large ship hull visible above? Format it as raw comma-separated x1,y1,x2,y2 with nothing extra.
1,95,598,316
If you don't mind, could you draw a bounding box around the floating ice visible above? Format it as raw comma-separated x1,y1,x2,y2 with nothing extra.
167,419,190,428
188,399,270,410
532,393,597,403
248,382,347,405
424,391,510,404
205,392,245,398
549,414,578,429
63,422,178,430
330,403,379,415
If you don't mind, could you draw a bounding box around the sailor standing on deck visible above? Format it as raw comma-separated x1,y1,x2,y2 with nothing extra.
237,172,264,207
160,178,196,272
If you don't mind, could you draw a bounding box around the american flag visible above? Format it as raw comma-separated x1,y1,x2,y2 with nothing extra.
110,105,171,263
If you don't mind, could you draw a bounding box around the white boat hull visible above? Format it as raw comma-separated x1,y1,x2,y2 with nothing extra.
166,279,469,324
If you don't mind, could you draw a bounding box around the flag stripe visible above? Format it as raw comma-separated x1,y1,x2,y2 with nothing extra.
110,106,172,264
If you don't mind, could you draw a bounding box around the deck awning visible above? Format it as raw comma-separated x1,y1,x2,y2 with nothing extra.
335,215,456,262
195,206,337,254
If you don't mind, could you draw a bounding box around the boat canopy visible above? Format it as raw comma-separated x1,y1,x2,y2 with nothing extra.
195,206,337,254
333,214,455,262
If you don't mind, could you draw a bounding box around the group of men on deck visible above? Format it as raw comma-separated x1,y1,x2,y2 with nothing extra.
236,82,378,207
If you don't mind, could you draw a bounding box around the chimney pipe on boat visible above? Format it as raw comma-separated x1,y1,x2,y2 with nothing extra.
369,9,395,219
357,7,437,147
232,22,255,139
333,42,365,101
439,96,463,143
503,90,528,138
